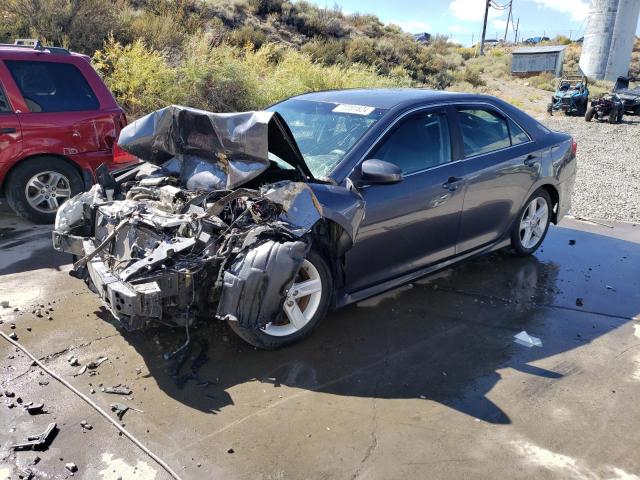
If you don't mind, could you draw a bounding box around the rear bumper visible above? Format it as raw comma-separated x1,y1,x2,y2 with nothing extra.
556,173,576,222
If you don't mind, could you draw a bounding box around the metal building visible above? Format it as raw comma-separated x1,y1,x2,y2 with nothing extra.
579,0,640,81
511,46,566,77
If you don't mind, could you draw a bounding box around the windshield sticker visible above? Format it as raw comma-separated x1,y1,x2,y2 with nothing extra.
332,104,375,116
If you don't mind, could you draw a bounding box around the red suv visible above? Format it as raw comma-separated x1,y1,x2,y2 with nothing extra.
0,40,134,223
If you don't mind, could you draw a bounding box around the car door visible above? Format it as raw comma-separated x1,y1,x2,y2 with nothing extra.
0,79,22,175
453,105,545,253
344,107,466,293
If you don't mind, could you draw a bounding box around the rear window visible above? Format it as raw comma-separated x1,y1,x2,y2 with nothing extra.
5,60,99,113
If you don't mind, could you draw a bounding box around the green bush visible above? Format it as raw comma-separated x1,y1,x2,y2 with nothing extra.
93,37,179,116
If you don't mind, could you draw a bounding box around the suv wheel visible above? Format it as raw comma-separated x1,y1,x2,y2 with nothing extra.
6,157,83,224
227,249,332,349
510,188,552,256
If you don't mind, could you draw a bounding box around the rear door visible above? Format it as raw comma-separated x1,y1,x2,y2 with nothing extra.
453,105,545,253
3,58,118,166
0,77,22,176
344,106,466,293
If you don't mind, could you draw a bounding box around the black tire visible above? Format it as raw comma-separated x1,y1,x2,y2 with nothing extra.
547,103,553,115
510,188,552,257
585,107,595,122
227,249,332,349
5,157,83,224
634,106,640,116
617,110,624,123
608,107,618,124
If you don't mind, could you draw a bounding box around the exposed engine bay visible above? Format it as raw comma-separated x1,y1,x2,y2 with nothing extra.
52,105,365,333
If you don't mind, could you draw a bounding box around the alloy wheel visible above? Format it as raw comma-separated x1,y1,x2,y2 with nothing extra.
519,197,549,249
25,171,72,213
261,259,322,337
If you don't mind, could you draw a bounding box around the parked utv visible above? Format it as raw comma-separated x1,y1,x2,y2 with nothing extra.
585,93,624,124
613,76,640,115
547,74,589,116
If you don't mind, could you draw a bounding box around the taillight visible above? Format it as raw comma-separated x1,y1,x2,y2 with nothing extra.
112,111,137,164
571,138,577,156
112,142,137,164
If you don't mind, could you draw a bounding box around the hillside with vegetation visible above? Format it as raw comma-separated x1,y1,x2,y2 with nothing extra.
1,0,639,117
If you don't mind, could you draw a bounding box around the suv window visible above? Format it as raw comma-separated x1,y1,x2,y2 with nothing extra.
368,111,451,174
5,60,99,113
0,84,11,113
457,108,511,156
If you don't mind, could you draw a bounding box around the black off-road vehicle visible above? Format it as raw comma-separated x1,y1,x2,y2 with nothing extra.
585,93,624,124
613,77,640,115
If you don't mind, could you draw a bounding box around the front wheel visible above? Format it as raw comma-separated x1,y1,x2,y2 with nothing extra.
585,107,595,122
510,189,552,256
227,249,332,349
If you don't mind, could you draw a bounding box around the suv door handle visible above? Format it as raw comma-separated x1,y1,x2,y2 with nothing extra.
0,127,17,134
442,176,464,191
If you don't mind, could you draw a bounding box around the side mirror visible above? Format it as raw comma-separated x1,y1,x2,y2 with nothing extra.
356,159,403,186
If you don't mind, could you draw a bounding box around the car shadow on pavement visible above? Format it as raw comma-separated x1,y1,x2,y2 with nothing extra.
109,223,640,426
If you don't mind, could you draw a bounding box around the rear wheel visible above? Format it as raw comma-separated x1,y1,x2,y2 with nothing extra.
510,189,552,256
227,249,332,349
609,106,619,124
5,157,83,224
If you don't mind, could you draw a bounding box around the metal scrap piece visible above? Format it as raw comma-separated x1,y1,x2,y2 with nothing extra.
10,422,57,451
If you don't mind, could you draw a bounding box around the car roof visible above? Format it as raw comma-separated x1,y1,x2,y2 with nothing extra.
0,45,89,62
290,88,483,110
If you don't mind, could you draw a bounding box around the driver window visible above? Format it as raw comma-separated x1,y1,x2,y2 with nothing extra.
368,111,451,174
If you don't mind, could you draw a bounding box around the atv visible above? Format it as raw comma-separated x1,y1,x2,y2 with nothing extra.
585,93,624,123
547,74,589,116
612,76,640,115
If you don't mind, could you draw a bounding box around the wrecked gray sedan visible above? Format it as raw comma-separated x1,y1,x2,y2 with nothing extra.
52,104,365,348
53,89,576,348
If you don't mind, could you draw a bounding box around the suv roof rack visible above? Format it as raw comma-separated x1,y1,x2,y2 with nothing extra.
0,39,70,55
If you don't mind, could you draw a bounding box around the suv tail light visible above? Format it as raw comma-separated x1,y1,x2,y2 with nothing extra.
571,138,577,156
112,112,138,164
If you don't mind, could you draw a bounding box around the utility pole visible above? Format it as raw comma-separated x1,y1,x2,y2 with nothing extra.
480,0,490,55
503,1,512,42
514,17,519,44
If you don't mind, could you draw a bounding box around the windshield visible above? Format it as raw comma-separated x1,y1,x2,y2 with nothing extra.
267,99,386,178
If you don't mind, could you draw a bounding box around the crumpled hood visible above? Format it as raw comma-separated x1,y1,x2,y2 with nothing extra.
118,105,315,189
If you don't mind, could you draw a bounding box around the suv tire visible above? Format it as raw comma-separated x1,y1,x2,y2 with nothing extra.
6,157,83,224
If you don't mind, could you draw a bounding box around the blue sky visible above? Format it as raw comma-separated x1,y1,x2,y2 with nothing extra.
310,0,640,45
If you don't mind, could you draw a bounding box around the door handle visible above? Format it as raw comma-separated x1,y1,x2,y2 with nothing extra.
524,154,537,167
0,127,17,134
442,176,464,191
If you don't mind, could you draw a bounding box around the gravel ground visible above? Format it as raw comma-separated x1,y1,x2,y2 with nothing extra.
539,114,640,223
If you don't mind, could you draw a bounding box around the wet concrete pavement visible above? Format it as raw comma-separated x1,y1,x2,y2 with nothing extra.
1,206,639,479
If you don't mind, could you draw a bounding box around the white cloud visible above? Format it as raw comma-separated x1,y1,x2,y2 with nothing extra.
450,24,471,33
491,19,508,31
449,0,503,22
390,20,432,33
531,0,589,22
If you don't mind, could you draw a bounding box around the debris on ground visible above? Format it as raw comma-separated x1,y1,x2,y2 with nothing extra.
9,332,18,340
80,420,93,430
1,300,10,308
5,390,15,397
110,403,129,420
606,285,616,291
514,330,543,348
86,356,108,370
11,422,57,451
65,462,78,473
569,239,576,245
68,356,79,367
25,402,44,415
576,298,584,307
103,385,132,395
